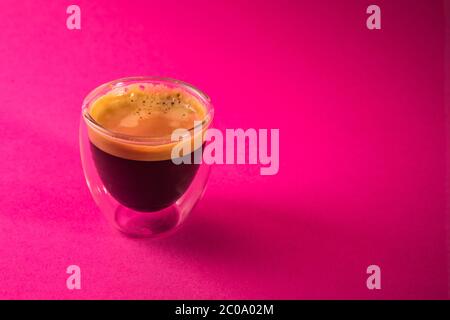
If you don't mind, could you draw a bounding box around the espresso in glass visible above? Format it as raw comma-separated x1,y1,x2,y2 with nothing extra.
86,83,207,212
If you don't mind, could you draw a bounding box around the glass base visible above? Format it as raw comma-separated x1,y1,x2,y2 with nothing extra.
114,204,182,238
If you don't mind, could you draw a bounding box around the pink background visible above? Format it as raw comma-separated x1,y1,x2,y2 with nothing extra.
0,0,449,299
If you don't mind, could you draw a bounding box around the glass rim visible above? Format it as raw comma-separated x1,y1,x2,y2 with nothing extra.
82,76,214,145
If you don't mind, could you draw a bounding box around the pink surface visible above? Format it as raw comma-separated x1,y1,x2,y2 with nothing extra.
0,0,448,299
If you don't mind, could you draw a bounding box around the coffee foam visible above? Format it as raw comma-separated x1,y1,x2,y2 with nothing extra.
85,83,209,161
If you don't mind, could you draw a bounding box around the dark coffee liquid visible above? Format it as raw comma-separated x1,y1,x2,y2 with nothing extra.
91,143,201,212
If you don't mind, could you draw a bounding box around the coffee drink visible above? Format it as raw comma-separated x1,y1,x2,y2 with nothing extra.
86,83,207,212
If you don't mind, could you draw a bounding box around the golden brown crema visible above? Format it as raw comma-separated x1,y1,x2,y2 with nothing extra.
86,84,209,161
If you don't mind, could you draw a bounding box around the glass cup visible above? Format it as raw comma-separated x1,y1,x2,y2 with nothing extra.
79,77,214,238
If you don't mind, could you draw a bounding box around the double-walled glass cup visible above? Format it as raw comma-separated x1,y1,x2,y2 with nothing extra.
80,77,213,237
